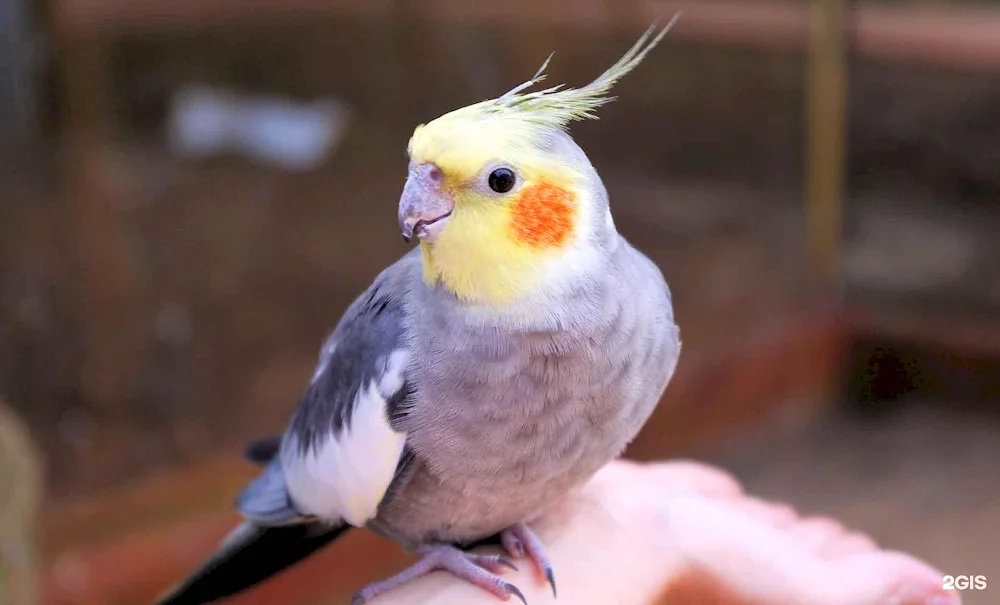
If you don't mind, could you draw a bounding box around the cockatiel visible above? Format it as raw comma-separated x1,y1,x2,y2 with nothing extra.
158,17,682,605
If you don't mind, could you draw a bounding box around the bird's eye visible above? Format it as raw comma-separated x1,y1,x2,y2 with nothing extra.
488,167,516,193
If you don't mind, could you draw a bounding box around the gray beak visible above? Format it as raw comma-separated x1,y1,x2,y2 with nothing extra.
398,163,454,244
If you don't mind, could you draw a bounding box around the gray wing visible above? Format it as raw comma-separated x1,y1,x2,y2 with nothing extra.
238,256,418,528
286,275,412,451
158,256,420,605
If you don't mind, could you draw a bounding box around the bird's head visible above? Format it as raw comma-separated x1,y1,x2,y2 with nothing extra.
398,18,678,307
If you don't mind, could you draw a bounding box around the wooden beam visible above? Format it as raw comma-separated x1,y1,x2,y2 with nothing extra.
51,0,1000,72
855,4,1000,72
805,0,848,284
51,0,812,49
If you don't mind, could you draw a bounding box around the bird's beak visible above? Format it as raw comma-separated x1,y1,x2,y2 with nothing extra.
398,163,454,244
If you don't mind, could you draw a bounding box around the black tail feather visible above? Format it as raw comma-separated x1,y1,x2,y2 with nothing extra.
155,521,350,605
243,436,282,466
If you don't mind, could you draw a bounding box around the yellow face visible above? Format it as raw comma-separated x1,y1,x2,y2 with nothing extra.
393,18,677,304
400,108,590,306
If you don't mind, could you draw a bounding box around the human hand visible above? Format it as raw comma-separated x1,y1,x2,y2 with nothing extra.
371,459,959,605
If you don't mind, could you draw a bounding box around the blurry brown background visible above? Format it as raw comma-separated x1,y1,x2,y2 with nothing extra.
1,0,998,603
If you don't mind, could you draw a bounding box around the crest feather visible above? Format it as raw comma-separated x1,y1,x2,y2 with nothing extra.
485,14,681,130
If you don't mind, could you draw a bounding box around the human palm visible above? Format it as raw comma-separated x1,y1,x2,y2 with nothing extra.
373,459,959,605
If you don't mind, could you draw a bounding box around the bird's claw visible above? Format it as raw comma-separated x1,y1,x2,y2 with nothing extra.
351,543,524,605
470,553,519,573
501,531,525,559
351,524,554,604
501,523,557,598
502,580,528,605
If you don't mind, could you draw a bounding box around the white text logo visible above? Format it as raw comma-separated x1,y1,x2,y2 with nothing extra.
942,575,987,591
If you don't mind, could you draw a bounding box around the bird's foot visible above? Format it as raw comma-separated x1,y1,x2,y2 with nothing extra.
500,522,557,598
352,543,525,605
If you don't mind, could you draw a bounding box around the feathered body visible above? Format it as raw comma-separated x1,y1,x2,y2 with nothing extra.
158,18,681,605
277,125,679,547
378,223,673,546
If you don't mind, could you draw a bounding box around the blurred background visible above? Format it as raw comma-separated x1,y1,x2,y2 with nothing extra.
1,0,998,603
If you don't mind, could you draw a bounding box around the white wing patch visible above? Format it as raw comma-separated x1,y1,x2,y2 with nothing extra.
284,350,409,527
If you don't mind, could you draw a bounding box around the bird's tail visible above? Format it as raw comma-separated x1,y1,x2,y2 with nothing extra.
154,520,350,605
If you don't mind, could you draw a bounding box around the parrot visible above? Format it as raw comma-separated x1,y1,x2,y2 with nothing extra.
156,16,682,605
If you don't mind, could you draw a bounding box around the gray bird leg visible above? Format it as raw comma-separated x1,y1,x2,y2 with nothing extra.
352,544,525,605
501,523,557,598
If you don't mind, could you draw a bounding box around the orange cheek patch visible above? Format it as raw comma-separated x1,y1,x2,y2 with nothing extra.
509,182,576,248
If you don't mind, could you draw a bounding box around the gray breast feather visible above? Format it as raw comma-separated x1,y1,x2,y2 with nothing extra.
374,239,679,545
